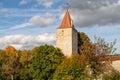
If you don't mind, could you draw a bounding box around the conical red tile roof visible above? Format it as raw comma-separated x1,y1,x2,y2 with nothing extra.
59,10,73,28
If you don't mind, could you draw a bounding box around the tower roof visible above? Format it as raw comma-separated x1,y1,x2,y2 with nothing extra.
59,10,73,28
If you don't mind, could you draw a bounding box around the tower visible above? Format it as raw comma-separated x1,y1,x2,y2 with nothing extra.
56,9,78,57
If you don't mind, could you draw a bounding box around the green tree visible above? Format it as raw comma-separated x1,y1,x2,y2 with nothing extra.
30,46,39,59
78,32,90,53
0,50,8,80
30,45,64,80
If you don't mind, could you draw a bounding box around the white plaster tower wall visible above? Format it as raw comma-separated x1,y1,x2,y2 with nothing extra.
56,10,78,57
56,28,78,57
56,28,72,57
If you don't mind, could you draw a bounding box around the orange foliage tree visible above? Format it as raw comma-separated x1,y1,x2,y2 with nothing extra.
5,46,18,57
3,46,20,80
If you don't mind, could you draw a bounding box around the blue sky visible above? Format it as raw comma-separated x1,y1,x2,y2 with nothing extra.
0,0,120,53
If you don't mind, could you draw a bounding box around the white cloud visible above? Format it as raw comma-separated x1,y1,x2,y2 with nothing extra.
117,0,120,5
60,0,120,27
20,0,28,5
0,8,9,16
37,33,55,42
29,13,57,27
68,0,117,9
11,44,23,50
10,23,33,30
0,8,8,13
0,33,55,50
37,0,58,8
43,2,53,8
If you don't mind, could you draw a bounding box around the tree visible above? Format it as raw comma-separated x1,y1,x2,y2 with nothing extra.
3,46,20,80
103,70,120,80
0,50,5,67
78,32,90,53
19,50,31,68
5,46,18,57
30,45,64,80
79,36,117,78
0,50,8,80
16,50,32,80
53,54,87,80
94,36,116,55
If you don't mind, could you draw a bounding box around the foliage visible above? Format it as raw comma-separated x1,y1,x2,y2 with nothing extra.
30,46,39,58
0,45,64,80
30,45,64,80
2,46,20,80
53,54,87,80
13,50,32,80
5,46,18,57
103,70,120,80
78,32,90,47
79,36,117,78
14,68,32,80
0,50,8,80
94,36,116,55
19,50,31,68
0,34,118,80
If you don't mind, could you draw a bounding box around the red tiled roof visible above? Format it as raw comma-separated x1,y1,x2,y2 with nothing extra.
99,55,120,61
58,10,73,29
110,55,120,61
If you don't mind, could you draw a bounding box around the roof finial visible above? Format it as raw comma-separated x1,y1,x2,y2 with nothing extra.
66,0,69,11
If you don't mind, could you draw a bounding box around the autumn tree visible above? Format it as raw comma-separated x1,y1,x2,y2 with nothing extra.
53,54,87,80
15,50,32,80
94,36,116,55
2,46,20,80
17,47,41,79
19,50,31,68
80,36,117,78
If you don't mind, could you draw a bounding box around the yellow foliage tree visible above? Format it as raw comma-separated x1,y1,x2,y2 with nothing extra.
20,50,28,63
20,50,31,68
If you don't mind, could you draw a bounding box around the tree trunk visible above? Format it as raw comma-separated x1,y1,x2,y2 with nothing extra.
11,74,13,80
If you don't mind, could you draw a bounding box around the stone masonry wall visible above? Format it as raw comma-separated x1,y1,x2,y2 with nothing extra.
56,28,78,57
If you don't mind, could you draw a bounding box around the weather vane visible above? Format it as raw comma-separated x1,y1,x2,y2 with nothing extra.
66,0,69,10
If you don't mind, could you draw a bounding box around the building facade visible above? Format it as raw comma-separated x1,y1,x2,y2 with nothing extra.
56,10,78,57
